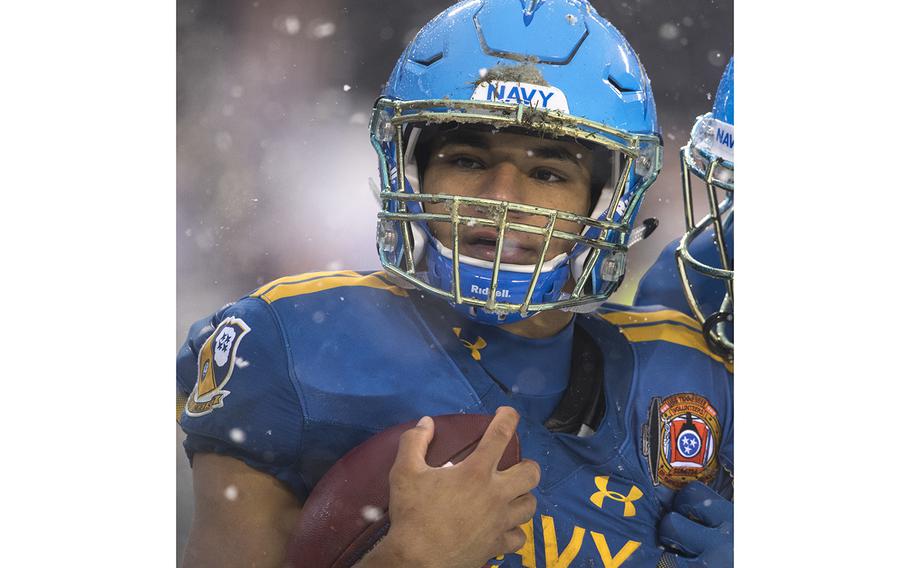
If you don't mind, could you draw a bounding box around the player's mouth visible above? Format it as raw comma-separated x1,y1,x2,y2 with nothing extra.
458,229,541,265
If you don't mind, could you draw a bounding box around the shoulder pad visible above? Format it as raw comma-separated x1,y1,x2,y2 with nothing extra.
251,270,407,304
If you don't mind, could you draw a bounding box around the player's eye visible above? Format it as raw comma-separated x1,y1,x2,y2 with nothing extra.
451,155,485,170
530,168,566,183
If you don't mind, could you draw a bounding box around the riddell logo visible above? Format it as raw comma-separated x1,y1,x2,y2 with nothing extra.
470,284,511,298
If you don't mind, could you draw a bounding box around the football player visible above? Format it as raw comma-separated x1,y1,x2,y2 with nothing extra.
177,2,733,567
635,58,734,361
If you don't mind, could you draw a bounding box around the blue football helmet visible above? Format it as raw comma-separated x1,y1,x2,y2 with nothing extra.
677,57,734,358
370,0,662,324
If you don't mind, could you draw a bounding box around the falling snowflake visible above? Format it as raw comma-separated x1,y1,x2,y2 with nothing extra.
224,485,238,501
283,16,301,35
309,20,336,39
343,84,351,92
707,50,726,67
229,428,246,443
361,505,383,522
658,22,679,40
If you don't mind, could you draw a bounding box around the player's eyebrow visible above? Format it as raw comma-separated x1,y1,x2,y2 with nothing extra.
433,129,491,151
525,144,584,166
435,130,585,167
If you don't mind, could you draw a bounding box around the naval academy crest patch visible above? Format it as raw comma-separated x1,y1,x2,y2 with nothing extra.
642,393,721,490
185,317,251,416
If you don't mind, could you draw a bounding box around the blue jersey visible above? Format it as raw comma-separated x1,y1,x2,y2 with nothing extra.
634,215,734,318
177,270,733,568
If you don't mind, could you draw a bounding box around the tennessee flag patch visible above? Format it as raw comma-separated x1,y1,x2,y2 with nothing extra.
185,317,251,416
641,393,721,489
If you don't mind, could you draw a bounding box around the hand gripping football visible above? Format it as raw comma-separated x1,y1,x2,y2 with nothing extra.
285,413,522,568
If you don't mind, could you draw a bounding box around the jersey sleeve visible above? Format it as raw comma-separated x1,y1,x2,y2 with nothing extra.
176,296,308,502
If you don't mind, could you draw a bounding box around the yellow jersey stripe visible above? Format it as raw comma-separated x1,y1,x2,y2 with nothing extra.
176,393,188,422
600,309,701,333
254,271,408,303
616,323,733,372
251,270,364,297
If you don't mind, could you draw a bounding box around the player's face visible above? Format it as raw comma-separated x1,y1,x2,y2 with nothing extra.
421,129,593,265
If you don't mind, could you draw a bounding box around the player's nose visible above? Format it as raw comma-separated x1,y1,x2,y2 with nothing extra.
476,161,525,204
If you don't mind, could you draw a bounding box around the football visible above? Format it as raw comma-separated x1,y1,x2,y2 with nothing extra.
285,413,522,568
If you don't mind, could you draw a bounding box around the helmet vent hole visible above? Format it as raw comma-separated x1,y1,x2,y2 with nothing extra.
412,52,444,67
605,75,638,94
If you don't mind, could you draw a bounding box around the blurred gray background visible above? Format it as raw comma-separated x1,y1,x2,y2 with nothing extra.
176,0,732,561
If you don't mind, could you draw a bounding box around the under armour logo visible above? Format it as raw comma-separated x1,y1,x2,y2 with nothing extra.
589,476,643,518
452,327,487,361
